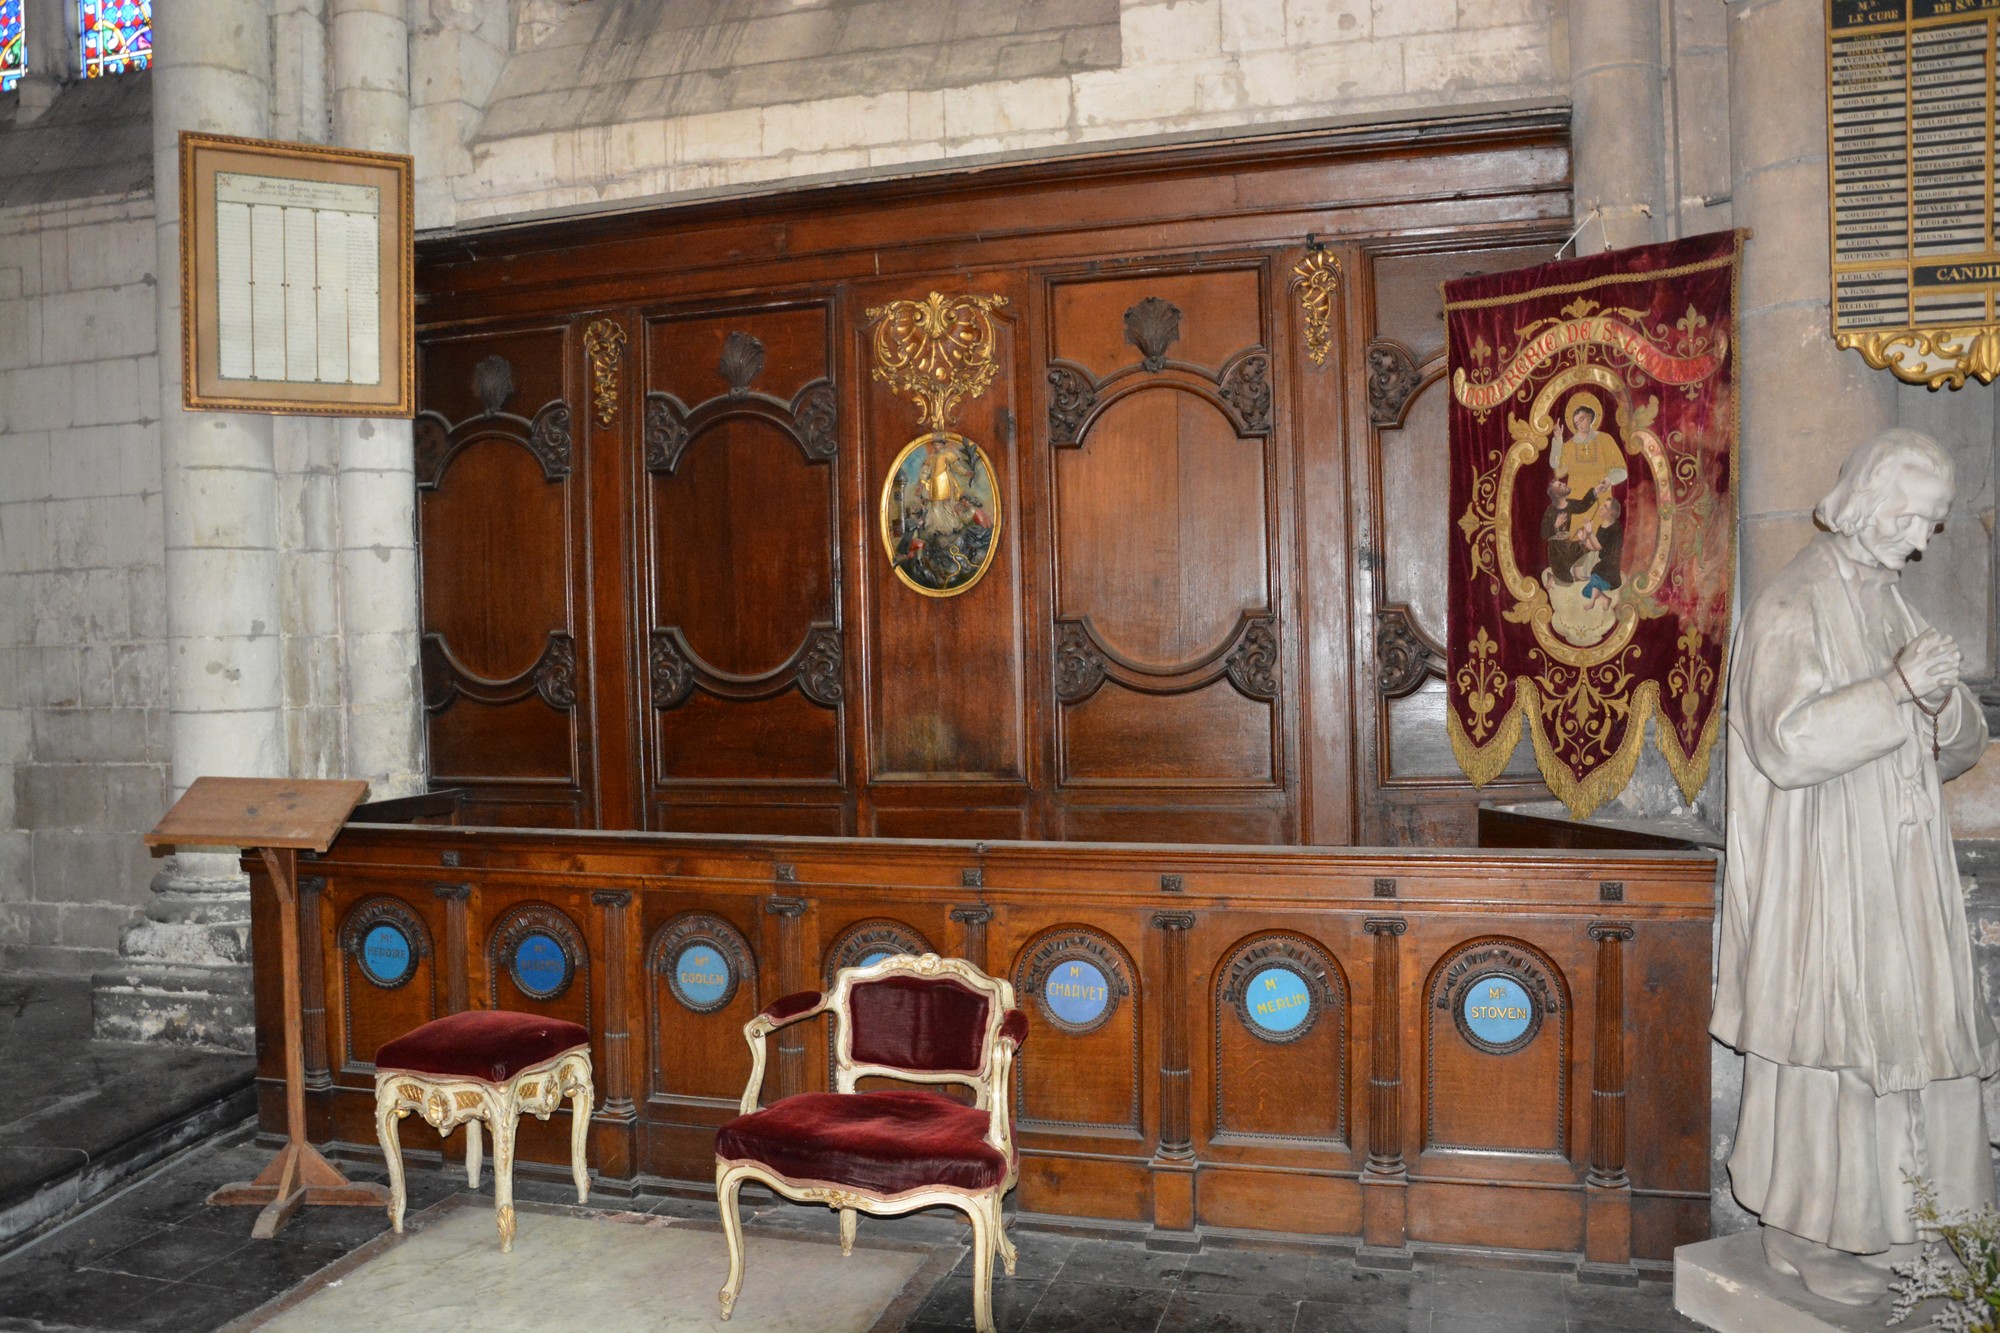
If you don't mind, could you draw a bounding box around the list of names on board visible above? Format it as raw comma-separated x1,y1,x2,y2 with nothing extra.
211,171,383,387
1826,0,2000,384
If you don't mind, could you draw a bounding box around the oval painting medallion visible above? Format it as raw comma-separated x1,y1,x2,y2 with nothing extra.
879,431,1001,597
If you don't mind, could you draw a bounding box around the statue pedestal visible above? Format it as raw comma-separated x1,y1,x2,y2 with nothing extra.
1674,1233,1896,1333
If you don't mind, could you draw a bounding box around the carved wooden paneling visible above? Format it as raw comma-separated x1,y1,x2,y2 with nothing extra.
416,324,586,826
283,826,1714,1261
641,303,844,825
333,891,438,1073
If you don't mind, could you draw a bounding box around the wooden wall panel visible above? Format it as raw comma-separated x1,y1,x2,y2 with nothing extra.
412,113,1576,844
277,824,1713,1266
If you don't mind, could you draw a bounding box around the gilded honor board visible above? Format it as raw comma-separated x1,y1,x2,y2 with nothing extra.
1826,0,2000,386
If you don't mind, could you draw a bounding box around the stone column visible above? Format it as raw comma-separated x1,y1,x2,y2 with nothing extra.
331,0,425,801
1569,0,1666,254
94,0,278,1051
1728,0,1895,592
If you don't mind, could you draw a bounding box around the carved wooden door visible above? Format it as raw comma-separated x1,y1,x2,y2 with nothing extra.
415,322,593,826
638,299,848,834
1349,240,1560,845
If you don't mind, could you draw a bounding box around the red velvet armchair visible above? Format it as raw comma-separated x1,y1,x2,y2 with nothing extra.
714,953,1027,1332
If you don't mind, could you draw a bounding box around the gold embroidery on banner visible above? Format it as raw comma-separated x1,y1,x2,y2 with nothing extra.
1837,326,2000,390
1442,252,1739,312
584,318,627,426
1290,250,1342,367
863,292,1008,428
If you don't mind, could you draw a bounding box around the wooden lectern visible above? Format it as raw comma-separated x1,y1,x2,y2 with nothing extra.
147,777,390,1238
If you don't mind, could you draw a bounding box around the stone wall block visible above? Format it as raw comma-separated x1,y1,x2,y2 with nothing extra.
0,832,29,903
943,78,1073,137
764,92,911,155
0,501,49,573
342,631,420,709
1725,2,1826,173
1736,307,1889,515
165,474,277,553
33,570,133,646
1372,0,1459,38
62,217,155,295
101,763,167,833
70,356,156,429
1403,25,1557,93
675,108,767,165
2,364,77,432
1123,0,1223,64
339,550,419,640
165,708,286,796
110,644,166,711
1221,0,1291,52
835,0,949,52
0,295,43,367
32,707,154,765
39,284,160,365
1733,159,1830,311
0,434,51,504
168,631,284,715
15,764,106,828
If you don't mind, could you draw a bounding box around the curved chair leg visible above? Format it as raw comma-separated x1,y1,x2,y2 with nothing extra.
962,1196,997,1333
995,1199,1017,1277
839,1207,858,1257
492,1092,519,1253
464,1116,483,1189
568,1073,592,1204
374,1083,407,1233
716,1163,749,1321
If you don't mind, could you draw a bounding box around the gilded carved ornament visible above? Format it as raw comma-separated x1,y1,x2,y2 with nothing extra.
584,318,627,425
1290,248,1342,367
863,291,1008,429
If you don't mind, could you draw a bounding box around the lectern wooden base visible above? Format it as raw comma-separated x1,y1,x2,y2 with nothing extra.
207,1140,389,1239
149,777,384,1239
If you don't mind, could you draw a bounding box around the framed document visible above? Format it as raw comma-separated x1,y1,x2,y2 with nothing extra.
1824,0,2000,388
179,132,414,416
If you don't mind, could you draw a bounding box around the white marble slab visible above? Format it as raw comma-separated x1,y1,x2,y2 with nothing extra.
253,1205,929,1332
1674,1232,1899,1333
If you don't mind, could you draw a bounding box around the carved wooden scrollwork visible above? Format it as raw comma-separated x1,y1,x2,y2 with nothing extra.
823,918,932,982
1042,346,1273,447
1375,604,1446,698
795,628,844,707
1053,619,1108,702
1218,932,1345,1047
1223,617,1279,701
414,398,572,489
1217,350,1273,436
1052,613,1278,704
489,902,588,1005
649,623,844,712
643,377,839,475
1047,364,1096,448
1124,296,1183,371
1366,338,1429,428
421,630,579,715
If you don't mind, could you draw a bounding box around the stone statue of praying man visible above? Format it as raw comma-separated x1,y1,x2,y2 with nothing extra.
1713,427,1999,1305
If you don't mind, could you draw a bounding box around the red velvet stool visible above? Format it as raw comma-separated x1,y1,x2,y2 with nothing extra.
373,1010,594,1251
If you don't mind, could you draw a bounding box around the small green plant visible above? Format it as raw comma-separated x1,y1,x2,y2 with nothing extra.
1889,1175,2000,1333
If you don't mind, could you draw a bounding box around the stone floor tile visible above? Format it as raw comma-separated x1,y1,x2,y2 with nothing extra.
1419,1265,1571,1322
1020,1279,1174,1333
107,1277,271,1333
0,1253,173,1328
81,1223,251,1283
174,1236,351,1295
908,1273,1048,1331
1295,1300,1433,1333
1300,1257,1428,1309
1156,1287,1301,1332
1053,1235,1190,1289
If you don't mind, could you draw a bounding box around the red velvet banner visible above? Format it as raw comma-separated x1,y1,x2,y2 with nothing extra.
1444,231,1742,817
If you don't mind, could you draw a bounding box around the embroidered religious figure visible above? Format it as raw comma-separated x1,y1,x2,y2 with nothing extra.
1444,231,1743,816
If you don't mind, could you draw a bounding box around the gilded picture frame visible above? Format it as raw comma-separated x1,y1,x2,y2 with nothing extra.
878,430,1001,597
179,131,415,417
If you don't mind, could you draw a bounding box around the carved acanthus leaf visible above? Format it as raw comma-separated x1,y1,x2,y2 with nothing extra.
863,291,1008,429
1224,618,1279,701
528,402,572,479
795,627,844,707
650,630,696,710
1219,351,1273,436
644,394,690,474
1053,620,1107,703
1374,604,1445,698
1047,364,1096,447
1124,296,1183,372
792,381,838,460
1366,339,1425,428
533,632,577,710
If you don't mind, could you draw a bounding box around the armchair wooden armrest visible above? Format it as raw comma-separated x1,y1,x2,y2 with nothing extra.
739,990,827,1113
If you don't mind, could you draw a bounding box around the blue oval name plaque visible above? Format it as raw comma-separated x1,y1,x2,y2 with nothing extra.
513,931,569,999
1461,973,1535,1050
674,943,731,1010
359,922,412,987
1245,965,1312,1036
1044,959,1110,1030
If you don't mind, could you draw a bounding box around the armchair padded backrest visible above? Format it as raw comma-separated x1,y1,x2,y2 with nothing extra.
847,975,990,1074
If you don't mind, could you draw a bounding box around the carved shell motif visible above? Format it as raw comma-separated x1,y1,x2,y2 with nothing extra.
1124,297,1183,372
473,355,516,416
718,332,765,396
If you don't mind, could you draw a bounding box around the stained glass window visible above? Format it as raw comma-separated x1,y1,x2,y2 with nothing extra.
1,0,25,93
78,0,148,79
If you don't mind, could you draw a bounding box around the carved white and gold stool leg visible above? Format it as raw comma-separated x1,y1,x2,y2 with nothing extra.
995,1201,1017,1277
564,1057,592,1204
716,1162,749,1321
838,1207,858,1257
373,1079,408,1233
491,1089,519,1253
464,1116,483,1189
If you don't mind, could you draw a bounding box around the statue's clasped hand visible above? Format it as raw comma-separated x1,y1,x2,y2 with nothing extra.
1893,628,1960,711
